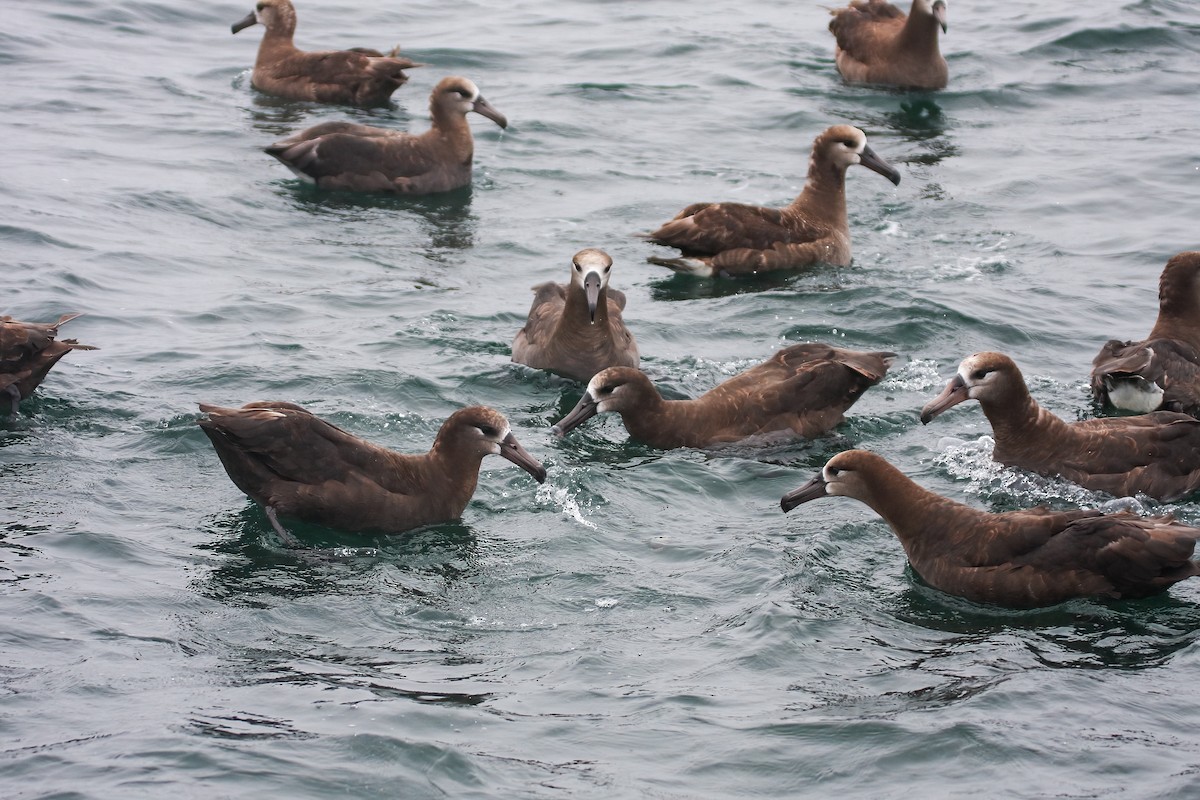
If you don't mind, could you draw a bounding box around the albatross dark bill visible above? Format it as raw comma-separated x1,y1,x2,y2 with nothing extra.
499,431,548,483
550,392,600,437
231,12,257,34
472,95,508,129
858,144,902,186
919,372,969,423
780,474,829,512
584,271,602,323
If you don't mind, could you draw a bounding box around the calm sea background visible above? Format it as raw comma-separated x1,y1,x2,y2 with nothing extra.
4,0,1200,797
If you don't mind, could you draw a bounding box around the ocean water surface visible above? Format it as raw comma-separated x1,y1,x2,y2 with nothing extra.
4,0,1200,796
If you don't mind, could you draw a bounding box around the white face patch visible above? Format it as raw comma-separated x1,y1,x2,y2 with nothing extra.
958,354,989,383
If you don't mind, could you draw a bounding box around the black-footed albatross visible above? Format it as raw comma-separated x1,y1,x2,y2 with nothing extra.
781,449,1200,609
829,0,948,90
551,344,895,448
231,0,422,107
1,314,97,415
263,76,508,194
198,402,546,539
921,351,1200,502
643,125,900,277
1092,251,1200,417
511,248,640,383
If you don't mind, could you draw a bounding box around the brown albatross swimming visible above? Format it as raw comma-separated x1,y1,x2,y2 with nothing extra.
550,344,895,448
198,402,546,540
921,351,1200,502
643,125,900,277
781,450,1200,609
263,76,508,194
829,0,948,90
1,314,97,415
511,248,639,383
1092,251,1200,417
231,0,422,107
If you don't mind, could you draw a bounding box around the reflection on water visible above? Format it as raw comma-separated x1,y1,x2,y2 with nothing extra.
833,97,960,166
647,269,808,301
889,98,948,139
242,92,415,139
891,579,1200,671
195,506,481,605
278,183,479,253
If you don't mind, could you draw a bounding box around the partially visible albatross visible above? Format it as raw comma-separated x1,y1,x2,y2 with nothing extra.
1,313,97,415
829,0,948,91
1092,251,1200,417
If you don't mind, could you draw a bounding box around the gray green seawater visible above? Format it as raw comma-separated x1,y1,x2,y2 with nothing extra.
4,0,1200,797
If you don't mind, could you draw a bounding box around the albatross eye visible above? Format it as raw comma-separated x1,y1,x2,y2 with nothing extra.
479,425,499,437
971,369,988,380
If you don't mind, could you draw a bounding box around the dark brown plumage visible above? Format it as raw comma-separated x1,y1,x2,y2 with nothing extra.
643,125,900,277
829,0,948,90
781,450,1200,609
231,0,421,107
1,313,97,415
263,76,508,194
1092,251,1200,417
511,248,640,383
198,402,546,538
550,344,895,448
921,351,1200,502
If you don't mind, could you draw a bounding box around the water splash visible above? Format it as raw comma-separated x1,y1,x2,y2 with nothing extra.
536,482,597,530
931,436,1163,514
881,358,944,393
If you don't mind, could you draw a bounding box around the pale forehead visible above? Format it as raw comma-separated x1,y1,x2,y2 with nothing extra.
574,249,612,270
959,353,987,374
